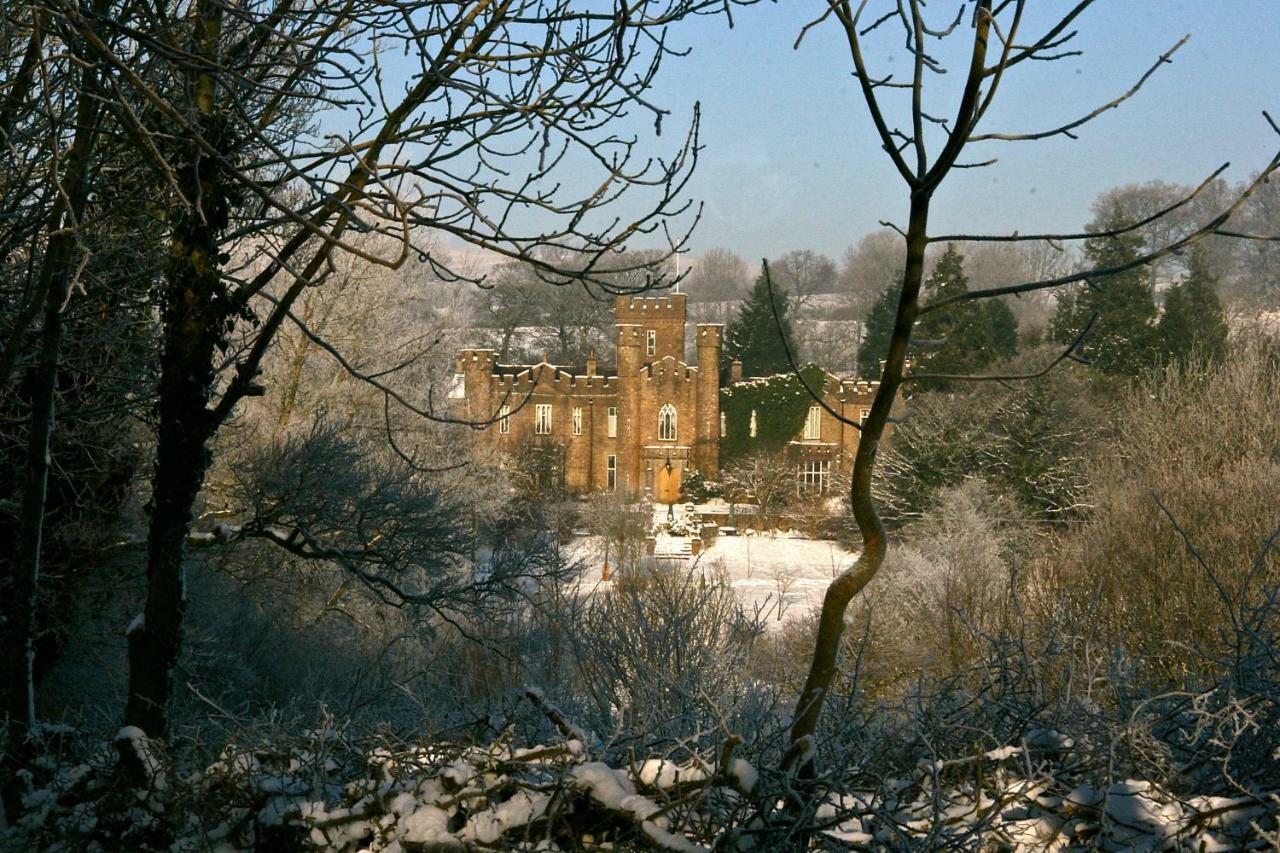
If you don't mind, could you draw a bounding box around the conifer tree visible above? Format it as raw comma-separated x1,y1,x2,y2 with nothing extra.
857,281,899,379
1159,247,1228,364
724,271,795,378
1051,203,1158,375
986,299,1020,360
913,244,1017,387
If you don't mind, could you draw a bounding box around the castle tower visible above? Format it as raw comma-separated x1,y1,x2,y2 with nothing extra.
614,293,687,363
615,323,644,495
455,349,495,428
694,324,722,476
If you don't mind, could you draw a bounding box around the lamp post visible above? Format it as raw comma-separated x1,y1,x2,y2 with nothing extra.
664,455,675,523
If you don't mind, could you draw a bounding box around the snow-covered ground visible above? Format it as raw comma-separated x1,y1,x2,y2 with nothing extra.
693,535,853,623
566,503,855,627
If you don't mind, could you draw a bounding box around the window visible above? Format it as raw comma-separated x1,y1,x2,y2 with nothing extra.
799,460,830,494
646,329,656,357
803,405,821,440
607,406,618,437
749,409,757,438
572,406,583,435
535,403,552,435
658,404,677,441
859,407,872,425
498,404,510,434
720,411,726,438
607,455,617,491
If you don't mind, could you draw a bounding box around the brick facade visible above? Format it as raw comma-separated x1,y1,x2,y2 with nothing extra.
455,293,882,499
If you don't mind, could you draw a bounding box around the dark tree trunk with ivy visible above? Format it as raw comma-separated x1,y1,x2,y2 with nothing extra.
124,0,231,737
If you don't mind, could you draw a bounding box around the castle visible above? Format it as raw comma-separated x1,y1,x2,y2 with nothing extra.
454,293,880,501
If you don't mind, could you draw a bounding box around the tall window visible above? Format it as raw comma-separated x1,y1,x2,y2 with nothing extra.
803,405,821,440
535,403,552,435
720,411,726,438
607,406,617,437
607,454,617,491
646,329,656,357
572,406,583,435
498,404,510,434
859,407,872,425
658,404,677,441
749,409,757,438
799,459,830,494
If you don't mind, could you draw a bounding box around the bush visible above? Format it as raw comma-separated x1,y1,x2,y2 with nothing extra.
1030,332,1280,684
877,350,1103,523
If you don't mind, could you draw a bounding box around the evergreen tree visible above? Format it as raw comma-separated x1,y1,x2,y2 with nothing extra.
1159,247,1228,364
914,244,1017,387
986,299,1020,359
724,271,795,378
857,280,900,379
1051,203,1158,375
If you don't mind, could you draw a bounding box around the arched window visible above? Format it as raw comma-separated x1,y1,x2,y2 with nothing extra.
658,404,677,441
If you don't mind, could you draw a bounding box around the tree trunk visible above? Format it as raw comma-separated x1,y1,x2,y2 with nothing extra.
1,73,100,822
123,0,227,738
784,194,931,776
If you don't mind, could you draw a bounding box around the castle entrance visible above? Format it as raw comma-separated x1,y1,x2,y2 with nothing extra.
655,463,682,504
644,445,690,505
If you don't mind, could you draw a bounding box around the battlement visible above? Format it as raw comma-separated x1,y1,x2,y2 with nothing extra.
495,365,614,392
614,293,687,322
841,378,879,398
642,357,697,383
696,323,724,345
456,349,495,371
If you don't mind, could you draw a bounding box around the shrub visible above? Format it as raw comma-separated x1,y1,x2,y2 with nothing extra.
1030,332,1280,684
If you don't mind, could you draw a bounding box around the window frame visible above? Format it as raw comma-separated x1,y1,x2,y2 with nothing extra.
646,329,656,357
572,406,583,436
498,404,510,434
607,406,618,438
607,454,617,491
658,403,677,442
803,405,821,440
534,403,553,435
798,459,830,494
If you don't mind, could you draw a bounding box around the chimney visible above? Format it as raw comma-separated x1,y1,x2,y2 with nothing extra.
586,347,597,377
729,359,743,383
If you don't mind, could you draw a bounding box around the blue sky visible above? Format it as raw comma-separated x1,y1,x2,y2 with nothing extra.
636,1,1280,260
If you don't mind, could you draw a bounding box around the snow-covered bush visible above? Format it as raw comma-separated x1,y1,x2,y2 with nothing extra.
568,567,772,752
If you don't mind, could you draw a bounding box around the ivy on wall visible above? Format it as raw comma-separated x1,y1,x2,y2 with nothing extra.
719,364,827,464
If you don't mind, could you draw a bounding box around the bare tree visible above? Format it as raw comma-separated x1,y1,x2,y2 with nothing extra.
771,248,837,308
774,1,1280,786
685,246,750,303
839,229,902,317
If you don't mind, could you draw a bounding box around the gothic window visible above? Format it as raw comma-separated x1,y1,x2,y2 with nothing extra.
498,404,510,434
658,404,677,441
572,406,583,435
646,329,656,357
803,405,821,440
607,455,617,491
535,403,552,435
798,459,830,494
607,406,618,437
